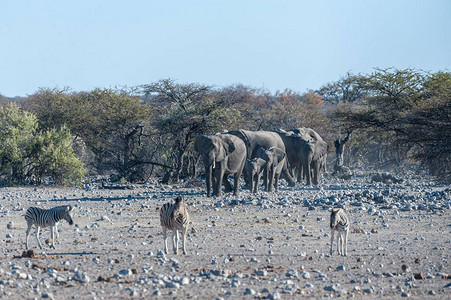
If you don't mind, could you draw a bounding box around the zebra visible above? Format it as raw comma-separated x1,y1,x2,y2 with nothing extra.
330,206,350,256
25,205,74,249
160,196,190,255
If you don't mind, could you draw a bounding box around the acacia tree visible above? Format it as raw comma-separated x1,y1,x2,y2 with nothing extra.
231,87,329,134
142,79,243,181
317,72,367,105
400,72,451,182
332,68,451,181
317,72,369,169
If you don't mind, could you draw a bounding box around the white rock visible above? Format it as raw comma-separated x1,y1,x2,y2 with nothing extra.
244,288,256,295
119,269,132,276
100,215,110,221
73,271,90,283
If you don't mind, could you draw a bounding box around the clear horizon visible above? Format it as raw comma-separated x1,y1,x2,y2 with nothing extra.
1,0,450,97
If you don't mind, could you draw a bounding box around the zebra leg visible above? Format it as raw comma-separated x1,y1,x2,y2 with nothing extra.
50,225,56,249
172,229,179,255
330,229,335,255
55,223,59,243
163,227,168,254
337,232,342,255
339,232,344,256
344,229,349,256
181,227,188,255
35,226,43,249
25,223,32,250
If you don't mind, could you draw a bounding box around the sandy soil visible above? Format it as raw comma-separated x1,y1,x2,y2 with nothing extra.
0,176,450,299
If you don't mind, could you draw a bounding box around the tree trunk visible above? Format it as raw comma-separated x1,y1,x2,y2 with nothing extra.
334,131,352,171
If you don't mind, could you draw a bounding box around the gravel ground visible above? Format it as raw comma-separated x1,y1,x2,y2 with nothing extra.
1,174,450,299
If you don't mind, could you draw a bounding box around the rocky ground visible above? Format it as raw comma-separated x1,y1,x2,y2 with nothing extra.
0,172,450,299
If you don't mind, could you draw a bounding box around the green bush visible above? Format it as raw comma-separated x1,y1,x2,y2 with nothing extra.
0,102,86,185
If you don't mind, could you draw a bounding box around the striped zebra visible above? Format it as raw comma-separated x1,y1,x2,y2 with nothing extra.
330,207,350,256
160,196,190,255
25,205,74,249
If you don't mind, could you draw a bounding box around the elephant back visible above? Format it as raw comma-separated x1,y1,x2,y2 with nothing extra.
229,130,286,159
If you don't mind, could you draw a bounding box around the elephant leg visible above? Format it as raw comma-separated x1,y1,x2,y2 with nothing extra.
223,175,233,193
249,174,255,193
312,162,320,185
254,174,261,193
268,168,275,192
281,163,296,187
263,167,269,192
305,163,312,185
296,165,303,183
274,173,280,192
242,167,250,189
233,173,240,196
214,166,225,196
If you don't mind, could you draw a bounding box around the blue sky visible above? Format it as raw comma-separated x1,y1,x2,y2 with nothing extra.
1,0,450,97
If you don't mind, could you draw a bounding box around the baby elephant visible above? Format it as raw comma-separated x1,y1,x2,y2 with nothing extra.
244,158,266,193
255,147,286,192
25,205,74,249
160,196,190,255
330,207,350,256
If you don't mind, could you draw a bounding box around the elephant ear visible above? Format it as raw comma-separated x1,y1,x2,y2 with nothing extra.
272,147,286,165
256,157,267,168
224,136,237,153
237,130,251,148
316,140,329,158
194,135,209,153
255,146,266,159
217,135,236,161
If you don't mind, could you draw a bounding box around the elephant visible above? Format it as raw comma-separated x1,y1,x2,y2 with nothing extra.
194,133,247,197
308,139,329,185
257,147,286,192
277,130,314,184
244,157,266,193
290,128,329,184
228,130,296,187
279,128,329,185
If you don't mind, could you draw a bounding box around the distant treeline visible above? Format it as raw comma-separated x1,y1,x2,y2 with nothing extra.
0,68,449,185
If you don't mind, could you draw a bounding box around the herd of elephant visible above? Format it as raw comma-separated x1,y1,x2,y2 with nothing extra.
193,128,329,197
